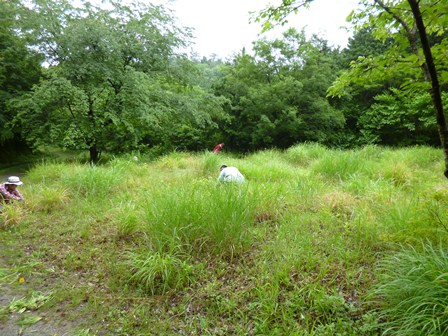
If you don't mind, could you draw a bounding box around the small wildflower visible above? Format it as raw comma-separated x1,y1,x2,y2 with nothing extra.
19,277,25,283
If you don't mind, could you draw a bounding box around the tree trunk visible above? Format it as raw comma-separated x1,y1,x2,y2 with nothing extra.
407,0,448,178
89,145,99,163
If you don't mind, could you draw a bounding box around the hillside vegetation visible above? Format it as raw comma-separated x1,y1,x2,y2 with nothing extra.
1,144,448,335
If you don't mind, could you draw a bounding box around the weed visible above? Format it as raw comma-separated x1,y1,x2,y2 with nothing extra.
114,202,142,239
17,314,42,327
5,291,52,314
73,328,98,336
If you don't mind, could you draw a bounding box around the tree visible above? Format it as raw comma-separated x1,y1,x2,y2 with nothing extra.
358,89,442,145
257,0,448,178
332,27,418,146
213,29,344,151
332,0,448,176
407,0,448,177
0,0,42,146
12,0,226,161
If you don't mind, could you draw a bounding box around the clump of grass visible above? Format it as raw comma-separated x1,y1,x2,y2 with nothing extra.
421,187,448,234
285,142,329,166
73,329,98,336
312,149,368,180
26,185,70,213
358,144,383,160
17,315,43,327
6,291,52,313
243,157,297,182
0,203,26,230
114,203,141,239
378,161,412,186
320,190,358,220
201,150,221,176
154,151,198,170
381,146,442,171
25,161,67,183
142,180,254,257
371,242,448,335
312,291,356,326
125,251,195,295
374,195,439,244
64,164,122,198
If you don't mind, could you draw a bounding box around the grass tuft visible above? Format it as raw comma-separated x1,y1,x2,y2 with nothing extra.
0,202,26,230
125,251,195,295
371,241,448,336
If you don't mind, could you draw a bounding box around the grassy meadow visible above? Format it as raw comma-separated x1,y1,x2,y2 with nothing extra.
1,144,448,335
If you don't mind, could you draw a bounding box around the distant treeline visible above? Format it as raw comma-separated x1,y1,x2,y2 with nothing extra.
1,0,447,162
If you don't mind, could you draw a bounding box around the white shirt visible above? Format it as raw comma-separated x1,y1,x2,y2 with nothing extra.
218,167,245,183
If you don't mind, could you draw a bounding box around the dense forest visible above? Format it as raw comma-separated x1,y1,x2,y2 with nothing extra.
1,0,447,164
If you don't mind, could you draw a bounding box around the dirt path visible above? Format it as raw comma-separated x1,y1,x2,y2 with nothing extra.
0,164,75,335
0,242,77,336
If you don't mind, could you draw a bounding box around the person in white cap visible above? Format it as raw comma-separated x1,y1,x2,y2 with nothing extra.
217,165,245,183
0,176,24,204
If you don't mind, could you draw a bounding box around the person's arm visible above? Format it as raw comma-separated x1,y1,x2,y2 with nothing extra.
13,189,24,201
0,185,23,201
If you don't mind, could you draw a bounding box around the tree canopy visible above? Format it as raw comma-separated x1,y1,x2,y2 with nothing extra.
8,0,228,161
1,0,447,169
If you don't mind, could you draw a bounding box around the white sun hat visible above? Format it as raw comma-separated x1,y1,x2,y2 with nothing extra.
5,176,23,186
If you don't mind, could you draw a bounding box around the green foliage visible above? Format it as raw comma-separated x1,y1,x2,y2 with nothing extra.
0,0,42,144
254,0,314,34
311,149,370,180
142,179,254,257
0,202,26,230
327,0,448,150
285,142,329,165
359,89,442,146
5,291,52,313
10,0,227,161
214,28,345,151
114,202,141,239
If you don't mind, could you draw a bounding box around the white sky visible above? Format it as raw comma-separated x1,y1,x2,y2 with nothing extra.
156,0,359,58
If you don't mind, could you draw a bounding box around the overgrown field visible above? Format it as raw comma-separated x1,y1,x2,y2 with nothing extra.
1,144,448,335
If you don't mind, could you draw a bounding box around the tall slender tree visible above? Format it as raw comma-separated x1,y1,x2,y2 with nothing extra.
406,0,448,177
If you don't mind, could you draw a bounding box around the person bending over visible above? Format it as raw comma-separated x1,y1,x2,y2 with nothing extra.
0,176,24,204
217,165,245,183
213,143,225,154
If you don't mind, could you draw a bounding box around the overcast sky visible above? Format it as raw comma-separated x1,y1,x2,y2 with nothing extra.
156,0,359,58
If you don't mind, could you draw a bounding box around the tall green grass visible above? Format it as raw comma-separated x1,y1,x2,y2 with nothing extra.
125,250,195,295
1,144,447,335
141,180,254,257
371,242,448,336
